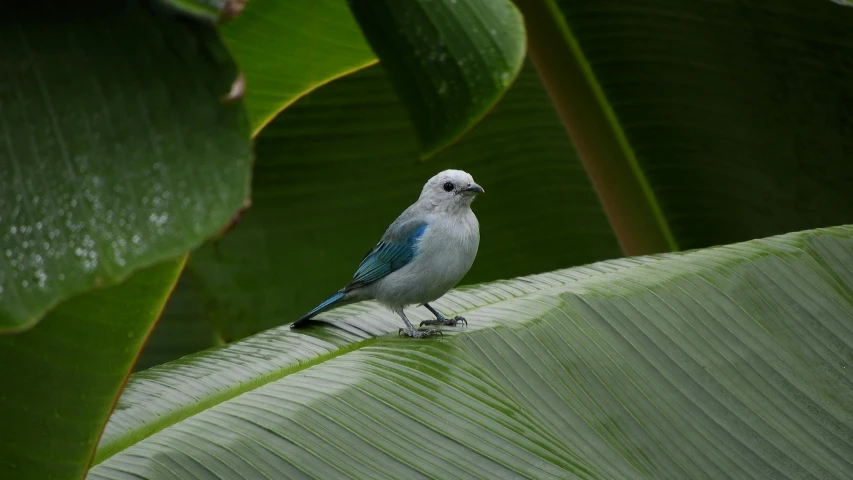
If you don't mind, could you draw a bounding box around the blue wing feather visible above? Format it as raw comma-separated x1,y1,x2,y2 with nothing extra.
291,220,427,328
346,223,427,289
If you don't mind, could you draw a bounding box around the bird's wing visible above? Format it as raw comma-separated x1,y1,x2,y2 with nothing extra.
346,219,428,290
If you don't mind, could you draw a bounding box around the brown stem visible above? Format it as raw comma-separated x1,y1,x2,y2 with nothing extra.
513,0,678,256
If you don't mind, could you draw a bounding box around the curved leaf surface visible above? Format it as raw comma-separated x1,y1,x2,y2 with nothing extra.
0,0,252,331
0,257,185,480
348,0,526,157
181,62,619,341
90,225,853,479
219,0,377,133
513,0,853,254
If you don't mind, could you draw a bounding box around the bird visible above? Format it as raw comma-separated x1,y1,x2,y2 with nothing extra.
290,169,484,338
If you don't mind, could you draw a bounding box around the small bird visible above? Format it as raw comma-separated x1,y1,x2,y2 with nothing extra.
290,169,484,338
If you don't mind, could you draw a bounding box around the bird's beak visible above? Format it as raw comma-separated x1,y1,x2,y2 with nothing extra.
460,183,485,195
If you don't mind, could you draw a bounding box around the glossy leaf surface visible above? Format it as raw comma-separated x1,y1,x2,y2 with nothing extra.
220,0,377,132
348,0,526,156
90,225,853,479
0,0,252,331
0,257,185,480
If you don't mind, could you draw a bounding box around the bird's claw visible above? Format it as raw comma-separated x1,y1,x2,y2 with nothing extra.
398,327,443,338
420,315,467,327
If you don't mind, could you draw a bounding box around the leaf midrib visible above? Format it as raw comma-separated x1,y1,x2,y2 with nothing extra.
92,261,644,465
92,334,379,464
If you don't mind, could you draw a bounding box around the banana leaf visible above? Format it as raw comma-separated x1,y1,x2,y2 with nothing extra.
90,225,853,479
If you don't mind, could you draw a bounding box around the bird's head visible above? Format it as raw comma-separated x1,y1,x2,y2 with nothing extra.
419,169,484,211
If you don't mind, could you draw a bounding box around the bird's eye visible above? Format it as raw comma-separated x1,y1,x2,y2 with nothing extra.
443,181,454,192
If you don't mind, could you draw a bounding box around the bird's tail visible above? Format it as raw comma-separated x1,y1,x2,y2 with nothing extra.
291,291,346,328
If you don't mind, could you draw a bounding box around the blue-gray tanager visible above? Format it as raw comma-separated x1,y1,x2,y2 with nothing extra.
291,169,484,338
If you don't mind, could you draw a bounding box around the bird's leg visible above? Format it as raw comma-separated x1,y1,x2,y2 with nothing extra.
419,303,467,327
397,309,442,338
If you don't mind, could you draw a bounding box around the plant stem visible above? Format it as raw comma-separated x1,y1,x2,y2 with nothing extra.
513,0,678,256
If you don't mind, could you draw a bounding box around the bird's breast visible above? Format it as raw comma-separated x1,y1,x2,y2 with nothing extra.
373,211,480,307
419,213,479,263
409,213,480,297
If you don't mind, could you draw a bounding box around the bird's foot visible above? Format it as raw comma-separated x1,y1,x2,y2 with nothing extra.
420,315,467,327
398,327,443,338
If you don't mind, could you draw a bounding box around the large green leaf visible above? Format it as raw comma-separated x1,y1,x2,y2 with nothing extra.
512,0,853,253
219,0,377,132
0,257,185,480
347,0,526,156
89,225,853,478
181,62,620,341
0,0,252,331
